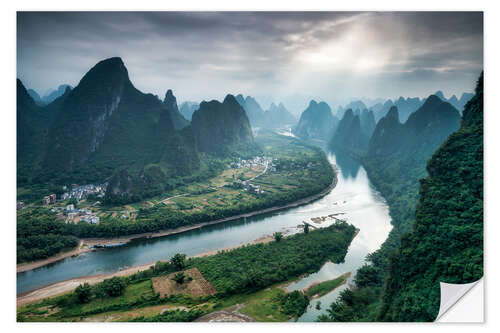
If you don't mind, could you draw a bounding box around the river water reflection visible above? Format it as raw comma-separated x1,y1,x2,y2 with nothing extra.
17,147,392,322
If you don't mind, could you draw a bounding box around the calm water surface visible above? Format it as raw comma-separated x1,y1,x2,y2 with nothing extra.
17,144,392,322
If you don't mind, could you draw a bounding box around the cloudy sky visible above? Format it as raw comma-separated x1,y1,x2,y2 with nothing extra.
17,11,483,113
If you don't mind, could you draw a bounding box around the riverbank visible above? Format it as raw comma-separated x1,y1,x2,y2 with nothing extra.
17,227,315,306
17,172,338,274
18,222,357,324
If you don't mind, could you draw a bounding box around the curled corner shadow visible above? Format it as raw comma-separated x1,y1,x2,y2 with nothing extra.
435,278,483,322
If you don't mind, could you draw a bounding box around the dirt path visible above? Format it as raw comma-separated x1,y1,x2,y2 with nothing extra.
160,193,189,204
194,304,255,322
248,161,268,181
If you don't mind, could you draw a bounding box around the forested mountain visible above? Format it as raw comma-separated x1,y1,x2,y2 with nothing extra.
345,100,367,112
163,89,189,130
458,92,475,111
235,94,296,128
369,97,423,123
367,106,404,156
319,90,464,322
370,99,395,122
26,88,43,105
191,94,256,154
42,84,73,104
179,101,199,121
367,91,472,123
293,100,338,141
27,84,74,106
359,109,376,137
435,90,474,113
379,73,483,321
235,94,266,127
264,102,297,127
329,109,369,155
17,80,71,183
394,97,424,123
367,95,460,158
17,80,46,168
18,57,261,204
38,57,199,185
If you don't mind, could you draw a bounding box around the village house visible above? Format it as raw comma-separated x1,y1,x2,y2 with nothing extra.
42,194,57,205
66,212,78,223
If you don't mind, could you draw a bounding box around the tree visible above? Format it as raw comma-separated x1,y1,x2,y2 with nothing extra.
171,253,187,270
273,232,283,242
172,272,186,285
304,223,310,234
97,277,126,297
75,282,92,303
279,290,310,318
354,265,381,288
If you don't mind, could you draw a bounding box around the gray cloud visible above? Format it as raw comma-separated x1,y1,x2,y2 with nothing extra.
17,11,483,112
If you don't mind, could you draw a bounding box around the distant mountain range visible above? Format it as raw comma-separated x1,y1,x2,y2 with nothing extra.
293,100,339,141
340,91,473,124
235,94,296,129
368,95,461,158
325,92,461,160
27,84,73,105
178,101,199,121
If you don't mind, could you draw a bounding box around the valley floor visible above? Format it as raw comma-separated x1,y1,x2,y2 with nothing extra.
17,174,337,275
18,131,337,273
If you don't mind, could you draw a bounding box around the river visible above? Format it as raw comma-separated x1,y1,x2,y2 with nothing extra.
17,145,392,322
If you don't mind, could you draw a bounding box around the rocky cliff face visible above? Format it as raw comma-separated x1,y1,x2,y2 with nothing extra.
44,57,132,172
329,109,369,155
293,100,338,141
32,57,200,191
163,89,189,130
367,106,405,156
191,94,255,154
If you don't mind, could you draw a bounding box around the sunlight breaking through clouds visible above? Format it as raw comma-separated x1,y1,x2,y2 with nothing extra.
17,11,483,113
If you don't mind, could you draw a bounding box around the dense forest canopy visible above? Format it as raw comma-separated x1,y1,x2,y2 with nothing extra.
320,72,483,322
379,72,483,321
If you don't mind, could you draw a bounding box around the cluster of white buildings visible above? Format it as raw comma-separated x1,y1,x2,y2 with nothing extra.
234,179,265,194
53,204,100,224
274,160,316,171
60,183,107,201
230,156,274,169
